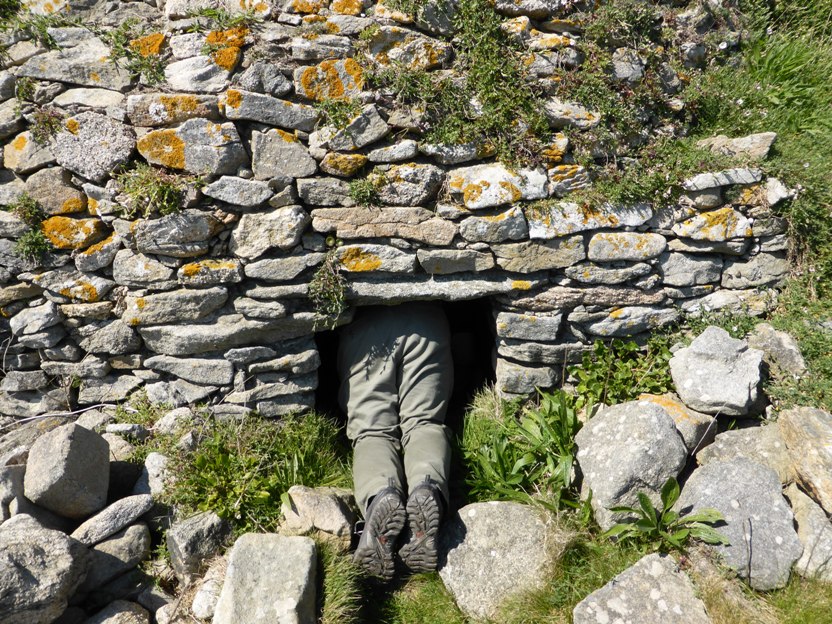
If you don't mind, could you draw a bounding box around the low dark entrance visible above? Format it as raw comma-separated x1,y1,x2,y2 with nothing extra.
313,298,496,431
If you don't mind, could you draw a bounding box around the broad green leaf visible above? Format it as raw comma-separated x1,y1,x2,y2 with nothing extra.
660,477,681,510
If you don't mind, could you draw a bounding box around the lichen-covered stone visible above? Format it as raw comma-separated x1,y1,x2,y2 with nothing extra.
492,237,585,272
368,140,419,163
336,244,416,273
376,163,444,205
459,206,529,243
17,37,133,91
122,287,228,326
126,93,220,126
320,152,367,177
3,131,55,174
722,253,789,289
244,253,325,281
42,216,106,250
328,104,390,151
672,207,754,241
542,97,601,129
25,167,87,216
177,258,244,285
251,128,318,180
230,206,311,259
165,56,232,93
312,206,456,245
202,176,273,206
779,407,832,516
112,249,176,289
27,267,115,303
587,232,667,262
137,118,248,175
220,88,320,131
293,58,364,100
570,305,680,337
448,163,549,210
296,177,354,206
416,249,495,274
682,167,763,191
364,26,453,70
54,112,136,183
526,201,652,238
565,261,652,285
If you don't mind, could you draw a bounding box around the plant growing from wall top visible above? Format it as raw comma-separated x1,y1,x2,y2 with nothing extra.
113,163,196,219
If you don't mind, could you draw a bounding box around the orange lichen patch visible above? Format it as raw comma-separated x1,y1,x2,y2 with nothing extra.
699,207,752,237
484,210,510,223
79,231,115,255
11,134,27,151
609,308,625,319
42,216,105,250
322,152,367,176
59,197,86,214
223,89,243,111
511,280,532,290
549,165,582,183
331,0,363,15
541,143,566,164
290,0,326,13
137,129,186,170
87,198,99,215
273,128,297,143
89,71,100,83
159,94,203,118
181,258,238,276
58,281,100,303
211,46,242,71
462,181,489,205
375,1,413,22
65,118,80,134
206,27,249,48
639,393,694,422
498,181,523,202
340,247,382,271
448,175,464,192
529,31,572,48
129,33,165,57
135,297,146,309
299,58,363,101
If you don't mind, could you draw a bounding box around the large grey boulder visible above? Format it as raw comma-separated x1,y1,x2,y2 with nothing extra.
669,326,764,416
23,423,110,519
70,494,154,546
53,112,136,183
784,484,832,581
697,424,793,484
573,553,711,624
676,458,802,590
167,511,230,586
779,407,832,515
0,514,91,624
439,501,571,621
213,534,317,624
575,400,688,530
279,486,355,546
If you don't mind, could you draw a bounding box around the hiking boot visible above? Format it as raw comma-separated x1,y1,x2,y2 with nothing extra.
353,485,406,581
399,477,444,574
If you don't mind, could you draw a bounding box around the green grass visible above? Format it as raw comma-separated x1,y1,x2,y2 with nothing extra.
368,573,466,624
319,541,363,624
113,163,196,218
767,576,832,624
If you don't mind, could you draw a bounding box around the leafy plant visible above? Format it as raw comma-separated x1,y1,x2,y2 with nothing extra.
461,389,583,508
602,477,729,552
165,412,351,534
0,0,18,20
348,174,382,206
185,7,261,31
569,337,673,409
30,106,64,145
315,97,361,130
8,192,43,226
14,228,51,262
96,18,166,84
114,163,194,218
309,245,348,331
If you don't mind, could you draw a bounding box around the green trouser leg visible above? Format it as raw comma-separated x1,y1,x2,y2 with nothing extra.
338,303,453,514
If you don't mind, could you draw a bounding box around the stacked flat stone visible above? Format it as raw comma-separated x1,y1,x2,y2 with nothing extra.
0,0,792,417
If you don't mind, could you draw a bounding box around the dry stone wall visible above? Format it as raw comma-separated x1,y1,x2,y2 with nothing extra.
0,0,792,419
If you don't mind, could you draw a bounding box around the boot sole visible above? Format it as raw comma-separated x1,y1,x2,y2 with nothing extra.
399,487,442,574
353,493,406,581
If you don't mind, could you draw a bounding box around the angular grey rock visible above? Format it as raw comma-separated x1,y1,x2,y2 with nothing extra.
368,140,419,163
495,310,562,341
126,93,219,127
144,355,234,386
230,206,310,259
376,163,444,206
3,131,55,175
785,484,832,581
213,534,316,624
225,372,318,404
190,556,225,620
168,511,230,586
234,297,288,319
364,26,452,70
542,97,601,130
419,141,480,165
346,273,547,304
573,553,710,624
79,524,152,592
74,233,122,273
524,201,653,239
17,37,133,91
683,168,763,191
74,320,140,354
587,232,667,262
575,400,688,530
111,249,175,289
1,370,49,393
637,393,716,453
565,261,652,285
78,375,144,404
53,86,126,108
416,249,495,274
70,495,154,546
221,89,319,132
164,56,231,93
290,34,353,60
570,305,679,337
280,486,356,540
312,206,456,246
137,119,248,176
41,356,110,379
495,358,558,395
252,129,317,180
177,258,244,286
676,458,802,590
697,424,793,484
439,501,569,621
659,252,723,286
10,300,61,336
0,514,91,624
133,209,223,258
0,99,24,141
611,47,645,82
459,206,529,243
669,326,764,416
722,253,789,289
697,132,777,161
672,207,753,241
53,112,135,183
667,237,750,256
448,163,548,210
329,104,390,151
778,407,832,515
747,322,806,378
296,177,354,206
132,452,169,498
681,288,777,318
0,210,27,238
237,61,293,96
84,600,150,624
244,253,325,281
493,236,585,272
336,243,416,273
23,423,109,519
122,287,228,326
202,176,273,207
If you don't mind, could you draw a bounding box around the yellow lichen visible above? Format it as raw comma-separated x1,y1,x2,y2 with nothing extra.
340,248,382,271
42,216,103,250
135,297,145,309
59,281,99,303
79,232,115,256
290,0,326,13
609,308,625,319
462,181,490,205
11,134,27,151
87,198,98,215
211,46,242,71
65,118,80,134
511,280,532,290
299,58,364,101
498,180,523,202
322,152,367,176
59,197,86,214
223,89,243,110
275,128,298,143
89,71,100,83
181,259,238,277
331,0,363,15
206,27,249,48
137,129,186,170
129,32,165,57
159,94,202,119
